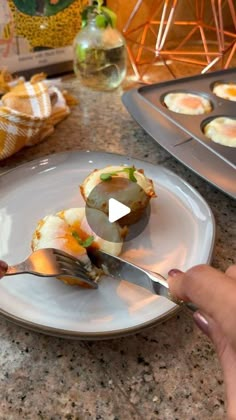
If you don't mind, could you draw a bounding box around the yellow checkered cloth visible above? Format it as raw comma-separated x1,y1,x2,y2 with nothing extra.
0,80,70,160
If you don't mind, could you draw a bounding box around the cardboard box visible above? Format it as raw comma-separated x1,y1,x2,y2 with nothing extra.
1,0,88,76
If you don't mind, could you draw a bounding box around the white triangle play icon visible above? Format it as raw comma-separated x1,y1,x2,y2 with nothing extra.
108,198,131,223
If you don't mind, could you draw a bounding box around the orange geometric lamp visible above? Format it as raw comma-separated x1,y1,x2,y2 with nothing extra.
122,0,236,82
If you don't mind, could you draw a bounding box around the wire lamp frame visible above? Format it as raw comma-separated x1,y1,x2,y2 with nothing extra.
122,0,236,82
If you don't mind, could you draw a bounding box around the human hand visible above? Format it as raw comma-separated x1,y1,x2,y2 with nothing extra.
0,260,7,278
167,264,236,420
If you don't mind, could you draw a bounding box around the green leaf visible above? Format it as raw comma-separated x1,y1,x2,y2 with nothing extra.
72,231,81,243
80,2,117,29
100,173,113,181
101,6,117,28
100,167,137,183
95,14,109,29
100,10,112,27
80,236,95,248
123,167,137,182
72,231,94,248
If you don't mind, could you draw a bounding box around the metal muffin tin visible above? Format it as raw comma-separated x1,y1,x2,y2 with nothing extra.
138,68,236,168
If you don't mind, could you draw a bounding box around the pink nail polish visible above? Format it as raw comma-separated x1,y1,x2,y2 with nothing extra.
168,269,183,277
193,312,209,336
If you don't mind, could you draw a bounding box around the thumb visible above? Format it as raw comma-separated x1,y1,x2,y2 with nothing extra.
167,265,236,350
194,311,236,419
193,311,230,359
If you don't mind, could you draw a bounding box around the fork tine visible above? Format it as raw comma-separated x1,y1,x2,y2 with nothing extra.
5,247,99,289
56,259,89,275
56,253,85,267
53,249,98,283
54,253,96,280
53,249,86,268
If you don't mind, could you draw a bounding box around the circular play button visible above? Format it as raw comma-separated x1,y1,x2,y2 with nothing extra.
108,198,131,223
85,177,151,242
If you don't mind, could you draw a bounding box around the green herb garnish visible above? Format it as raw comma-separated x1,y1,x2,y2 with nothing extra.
100,167,137,183
100,173,114,181
72,231,94,248
123,167,137,182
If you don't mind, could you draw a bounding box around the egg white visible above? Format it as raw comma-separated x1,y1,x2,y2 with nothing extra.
213,83,236,102
32,213,89,263
204,117,236,147
32,207,123,258
164,92,212,115
32,207,124,286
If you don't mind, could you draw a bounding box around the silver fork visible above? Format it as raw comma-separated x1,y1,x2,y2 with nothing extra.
5,248,98,289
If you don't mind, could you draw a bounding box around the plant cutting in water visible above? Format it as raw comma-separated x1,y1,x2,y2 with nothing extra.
73,0,126,90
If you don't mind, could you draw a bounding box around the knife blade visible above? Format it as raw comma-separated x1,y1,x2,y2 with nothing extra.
87,249,197,311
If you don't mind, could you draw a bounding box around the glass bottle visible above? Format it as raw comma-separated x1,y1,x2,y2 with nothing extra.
73,14,126,91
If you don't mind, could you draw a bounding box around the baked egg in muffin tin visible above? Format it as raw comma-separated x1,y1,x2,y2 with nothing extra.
138,68,236,168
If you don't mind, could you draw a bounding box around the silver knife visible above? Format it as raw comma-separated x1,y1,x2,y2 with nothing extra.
87,249,197,312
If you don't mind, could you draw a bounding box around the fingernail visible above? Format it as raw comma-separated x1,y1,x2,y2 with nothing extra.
193,311,209,336
168,269,183,277
0,260,8,273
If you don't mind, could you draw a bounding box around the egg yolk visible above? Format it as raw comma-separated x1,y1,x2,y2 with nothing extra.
179,96,202,109
220,124,236,138
59,219,98,252
227,86,236,97
60,232,85,254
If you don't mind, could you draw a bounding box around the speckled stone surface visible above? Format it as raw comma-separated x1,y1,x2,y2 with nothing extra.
0,75,235,420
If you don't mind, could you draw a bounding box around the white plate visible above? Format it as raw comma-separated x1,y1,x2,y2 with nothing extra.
0,151,215,339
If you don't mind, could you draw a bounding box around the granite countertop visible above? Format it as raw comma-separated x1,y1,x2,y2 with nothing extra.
0,75,235,420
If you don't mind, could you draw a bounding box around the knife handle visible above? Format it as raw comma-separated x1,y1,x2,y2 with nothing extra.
148,270,198,312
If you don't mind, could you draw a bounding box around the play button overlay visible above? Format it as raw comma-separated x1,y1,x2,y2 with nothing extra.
85,177,151,242
108,198,131,223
